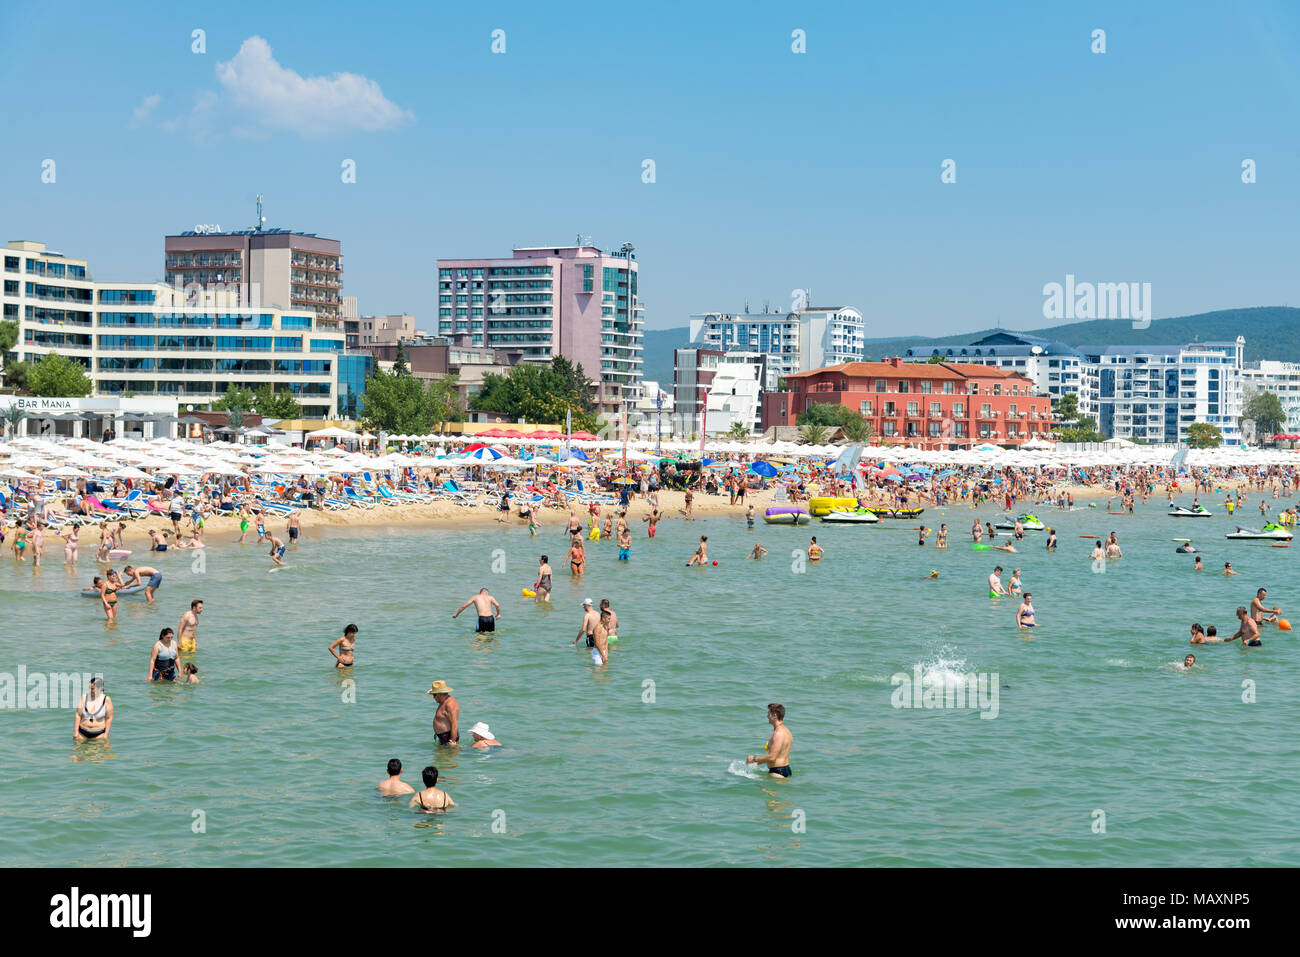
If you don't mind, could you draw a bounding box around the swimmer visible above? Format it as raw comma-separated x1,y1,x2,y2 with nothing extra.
469,723,502,748
329,623,358,667
1016,592,1036,629
686,535,709,567
182,663,199,683
807,536,823,561
991,539,1017,553
1250,588,1280,624
1090,540,1105,563
148,528,170,552
178,599,202,653
378,758,415,795
1009,569,1022,595
533,555,553,602
73,675,113,742
1176,542,1198,554
617,522,632,562
427,680,460,745
1183,653,1197,670
148,627,180,682
1223,562,1239,576
746,703,793,778
988,566,1007,596
122,564,162,603
917,526,932,546
746,504,755,528
409,766,455,813
452,588,502,633
566,537,586,578
573,597,600,650
749,543,769,560
1228,606,1261,646
1189,622,1228,644
1105,539,1123,560
926,570,940,579
1045,528,1057,550
1194,555,1203,571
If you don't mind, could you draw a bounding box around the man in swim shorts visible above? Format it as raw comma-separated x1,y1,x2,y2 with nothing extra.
747,703,793,778
1250,587,1280,624
178,599,202,653
617,521,631,562
287,510,301,545
452,588,502,633
599,598,619,644
268,533,287,566
123,564,162,603
988,566,1007,596
427,680,460,745
573,598,600,649
1228,605,1261,646
149,528,169,552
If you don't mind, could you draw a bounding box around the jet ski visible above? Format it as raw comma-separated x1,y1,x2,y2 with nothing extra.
1225,523,1293,541
1169,505,1213,517
995,513,1045,531
820,508,880,524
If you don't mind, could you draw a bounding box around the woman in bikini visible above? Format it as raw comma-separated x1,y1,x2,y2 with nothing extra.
62,524,79,563
95,575,118,622
409,766,455,813
1016,593,1036,631
567,536,586,578
73,676,113,742
328,624,357,668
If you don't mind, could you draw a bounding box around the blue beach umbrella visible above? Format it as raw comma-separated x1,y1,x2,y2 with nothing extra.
748,461,778,477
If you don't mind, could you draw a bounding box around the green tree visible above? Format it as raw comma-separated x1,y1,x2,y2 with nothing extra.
927,351,944,363
3,359,30,391
1053,392,1080,422
1186,422,1223,449
212,384,256,412
798,423,831,445
472,359,598,432
726,421,750,439
1055,415,1105,442
393,341,411,377
252,385,302,420
27,353,92,397
839,413,873,443
1243,390,1286,438
0,320,17,379
362,370,465,435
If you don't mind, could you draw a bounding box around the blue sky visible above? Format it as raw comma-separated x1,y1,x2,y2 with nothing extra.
3,0,1299,336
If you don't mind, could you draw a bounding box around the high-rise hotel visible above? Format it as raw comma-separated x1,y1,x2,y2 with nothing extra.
436,243,643,419
3,240,346,418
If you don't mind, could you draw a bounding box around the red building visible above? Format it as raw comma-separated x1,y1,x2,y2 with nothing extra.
761,358,1055,448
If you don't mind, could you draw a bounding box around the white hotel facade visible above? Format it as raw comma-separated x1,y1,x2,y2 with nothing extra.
688,305,864,378
2,240,344,418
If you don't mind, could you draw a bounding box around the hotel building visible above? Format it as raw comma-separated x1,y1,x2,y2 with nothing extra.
435,244,643,419
905,331,1082,402
1242,360,1300,435
688,304,864,378
761,357,1054,447
3,240,345,418
164,228,344,323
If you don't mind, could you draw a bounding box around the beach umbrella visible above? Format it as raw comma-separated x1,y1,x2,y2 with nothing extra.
461,446,504,462
108,466,155,481
748,461,778,477
43,465,91,478
1,468,39,480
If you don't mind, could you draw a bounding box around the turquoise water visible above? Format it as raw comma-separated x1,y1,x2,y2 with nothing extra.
2,496,1299,867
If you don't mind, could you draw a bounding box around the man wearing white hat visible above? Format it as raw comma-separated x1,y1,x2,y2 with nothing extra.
469,722,501,749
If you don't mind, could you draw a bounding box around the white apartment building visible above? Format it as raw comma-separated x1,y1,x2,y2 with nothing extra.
905,332,1081,401
702,352,775,436
688,304,864,377
1241,360,1300,434
3,240,344,418
1076,338,1245,445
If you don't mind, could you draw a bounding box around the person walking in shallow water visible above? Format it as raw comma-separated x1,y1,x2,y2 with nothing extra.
747,703,794,778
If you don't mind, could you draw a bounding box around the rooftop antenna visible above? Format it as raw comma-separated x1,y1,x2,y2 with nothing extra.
255,193,265,232
744,298,749,314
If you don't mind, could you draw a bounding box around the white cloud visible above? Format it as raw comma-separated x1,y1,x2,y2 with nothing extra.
130,93,161,127
215,36,413,138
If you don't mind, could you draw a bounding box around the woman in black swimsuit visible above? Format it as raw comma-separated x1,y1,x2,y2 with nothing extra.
74,676,113,741
409,766,455,813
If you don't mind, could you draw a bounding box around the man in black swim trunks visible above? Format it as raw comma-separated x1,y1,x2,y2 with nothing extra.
747,702,794,778
452,588,502,633
427,680,460,745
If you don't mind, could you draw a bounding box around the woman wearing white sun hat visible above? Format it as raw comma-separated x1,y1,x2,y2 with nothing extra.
469,722,501,749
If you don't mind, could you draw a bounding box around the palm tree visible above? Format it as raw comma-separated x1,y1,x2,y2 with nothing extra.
798,423,830,445
726,421,750,440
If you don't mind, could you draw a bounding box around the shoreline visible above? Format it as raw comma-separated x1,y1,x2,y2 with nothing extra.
61,481,1228,553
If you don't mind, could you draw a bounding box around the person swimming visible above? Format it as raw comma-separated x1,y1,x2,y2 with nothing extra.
409,766,455,813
